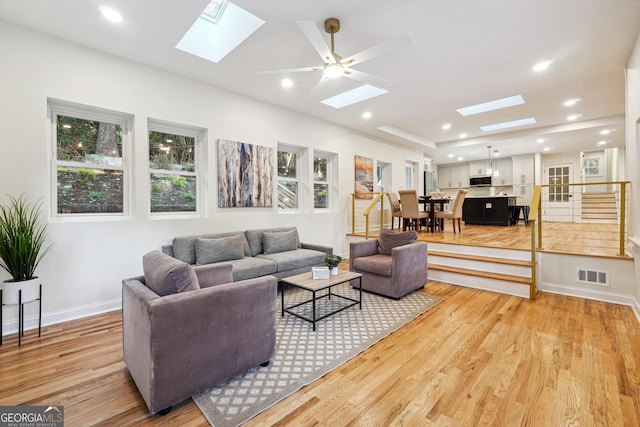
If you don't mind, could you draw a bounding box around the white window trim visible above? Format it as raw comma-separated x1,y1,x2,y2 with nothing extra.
48,98,133,223
277,144,304,212
313,150,336,211
148,118,206,220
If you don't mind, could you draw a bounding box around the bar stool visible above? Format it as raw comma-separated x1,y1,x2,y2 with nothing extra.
511,205,530,226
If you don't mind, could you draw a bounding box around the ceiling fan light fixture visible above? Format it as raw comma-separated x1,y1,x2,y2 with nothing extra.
324,63,343,79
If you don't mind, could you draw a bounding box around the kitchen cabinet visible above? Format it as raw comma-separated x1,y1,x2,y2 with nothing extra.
469,161,489,177
462,196,516,226
513,184,534,206
512,155,534,184
492,157,513,186
437,164,469,189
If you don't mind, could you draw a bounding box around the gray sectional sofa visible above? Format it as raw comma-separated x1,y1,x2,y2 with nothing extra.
162,227,333,281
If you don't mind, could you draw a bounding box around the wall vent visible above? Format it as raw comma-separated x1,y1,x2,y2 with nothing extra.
576,268,609,286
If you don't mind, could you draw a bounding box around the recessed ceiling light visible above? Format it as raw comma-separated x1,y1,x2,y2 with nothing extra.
459,133,468,139
536,138,545,143
543,147,550,152
563,98,580,107
362,111,372,119
567,114,581,121
448,153,454,158
597,140,607,146
442,123,451,130
281,78,293,88
321,85,388,109
480,117,536,132
456,95,525,116
533,61,552,72
99,6,123,23
457,157,464,161
600,129,611,135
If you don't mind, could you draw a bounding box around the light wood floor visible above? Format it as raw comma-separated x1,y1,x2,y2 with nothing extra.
1,281,639,426
354,221,627,258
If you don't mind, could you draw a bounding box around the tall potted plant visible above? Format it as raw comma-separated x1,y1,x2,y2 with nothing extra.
0,195,53,304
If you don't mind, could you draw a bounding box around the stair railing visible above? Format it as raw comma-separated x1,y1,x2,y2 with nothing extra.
350,192,384,239
528,180,630,299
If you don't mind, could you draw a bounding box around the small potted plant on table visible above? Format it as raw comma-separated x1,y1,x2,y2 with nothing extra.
325,254,343,276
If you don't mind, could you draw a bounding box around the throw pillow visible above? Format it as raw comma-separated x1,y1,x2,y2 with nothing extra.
377,228,418,255
142,251,199,296
262,230,298,254
195,235,245,265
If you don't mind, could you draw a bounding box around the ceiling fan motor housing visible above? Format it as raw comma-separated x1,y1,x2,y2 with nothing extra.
324,18,340,34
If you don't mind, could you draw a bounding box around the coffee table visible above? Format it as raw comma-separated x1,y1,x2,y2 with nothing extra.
280,270,362,331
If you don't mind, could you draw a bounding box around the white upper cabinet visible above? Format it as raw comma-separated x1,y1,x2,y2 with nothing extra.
438,164,469,189
493,157,513,186
512,155,535,184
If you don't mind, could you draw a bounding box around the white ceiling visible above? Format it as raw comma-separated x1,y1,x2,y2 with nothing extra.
1,0,639,164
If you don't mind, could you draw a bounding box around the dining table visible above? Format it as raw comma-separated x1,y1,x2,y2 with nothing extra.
418,196,450,233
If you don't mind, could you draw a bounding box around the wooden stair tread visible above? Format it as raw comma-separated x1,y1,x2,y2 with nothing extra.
428,263,531,284
428,250,531,267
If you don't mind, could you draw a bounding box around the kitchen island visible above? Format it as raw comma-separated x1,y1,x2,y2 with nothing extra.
462,195,517,226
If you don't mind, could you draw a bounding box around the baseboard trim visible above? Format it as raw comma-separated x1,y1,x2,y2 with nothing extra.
541,282,640,324
1,299,121,337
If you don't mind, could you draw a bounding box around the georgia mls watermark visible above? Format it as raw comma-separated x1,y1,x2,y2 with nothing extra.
0,406,64,427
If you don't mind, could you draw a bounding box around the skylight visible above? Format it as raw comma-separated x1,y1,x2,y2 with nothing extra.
176,1,264,63
480,117,536,132
457,95,525,116
320,85,388,109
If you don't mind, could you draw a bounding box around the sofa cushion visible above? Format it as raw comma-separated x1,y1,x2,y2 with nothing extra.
245,227,300,256
352,254,393,277
262,230,299,254
172,232,251,264
377,228,418,255
257,248,326,272
142,251,199,296
222,257,278,281
195,235,245,265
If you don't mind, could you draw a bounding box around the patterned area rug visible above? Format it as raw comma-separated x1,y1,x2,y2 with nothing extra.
193,283,443,427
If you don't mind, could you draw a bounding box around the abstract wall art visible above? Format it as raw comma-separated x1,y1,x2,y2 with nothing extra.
218,139,274,207
354,155,374,199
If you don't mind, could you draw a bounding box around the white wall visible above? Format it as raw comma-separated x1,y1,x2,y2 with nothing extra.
626,28,640,309
0,23,425,330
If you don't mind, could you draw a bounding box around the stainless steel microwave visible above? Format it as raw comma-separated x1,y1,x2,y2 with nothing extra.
469,176,492,187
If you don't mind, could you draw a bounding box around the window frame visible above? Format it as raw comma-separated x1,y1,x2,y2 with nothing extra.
48,99,133,222
147,119,205,219
277,144,303,211
313,151,332,210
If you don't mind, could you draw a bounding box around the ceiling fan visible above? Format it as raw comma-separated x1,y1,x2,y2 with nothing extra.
258,18,413,90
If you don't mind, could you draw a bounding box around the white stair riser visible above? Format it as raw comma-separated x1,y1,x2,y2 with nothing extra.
428,242,530,261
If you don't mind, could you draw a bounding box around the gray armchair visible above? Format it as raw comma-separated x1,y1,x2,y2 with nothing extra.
349,229,428,299
122,251,277,414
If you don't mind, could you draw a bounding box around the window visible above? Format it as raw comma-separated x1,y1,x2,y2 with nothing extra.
148,120,202,214
277,147,299,210
50,100,131,217
313,154,329,209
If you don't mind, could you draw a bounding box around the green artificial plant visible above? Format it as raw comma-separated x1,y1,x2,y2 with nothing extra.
0,195,53,282
325,254,343,269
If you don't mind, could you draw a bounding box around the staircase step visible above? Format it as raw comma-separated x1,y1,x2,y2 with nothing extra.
428,250,531,267
428,263,531,285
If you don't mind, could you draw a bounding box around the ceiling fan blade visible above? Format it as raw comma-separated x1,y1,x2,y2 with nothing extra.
343,68,389,87
297,20,336,64
309,76,329,97
342,33,414,67
257,66,320,75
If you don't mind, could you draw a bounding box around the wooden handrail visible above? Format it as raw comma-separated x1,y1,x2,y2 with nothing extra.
363,192,384,239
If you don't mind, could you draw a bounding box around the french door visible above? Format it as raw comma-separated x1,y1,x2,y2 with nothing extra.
543,163,574,222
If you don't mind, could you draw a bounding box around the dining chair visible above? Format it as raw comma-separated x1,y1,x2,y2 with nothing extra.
385,192,403,230
398,190,428,231
434,189,469,233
